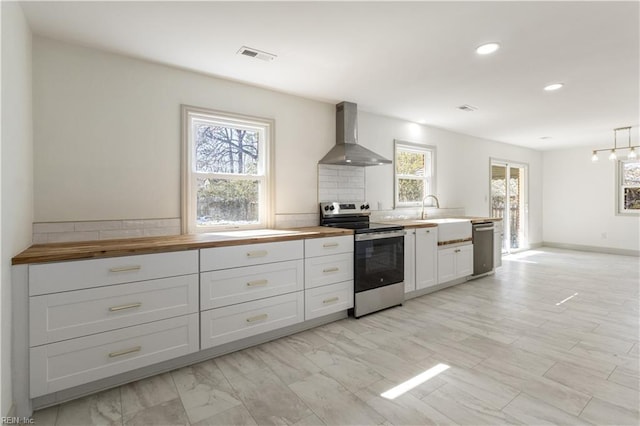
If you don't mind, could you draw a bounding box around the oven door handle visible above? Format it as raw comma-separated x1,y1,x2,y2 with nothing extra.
355,230,405,241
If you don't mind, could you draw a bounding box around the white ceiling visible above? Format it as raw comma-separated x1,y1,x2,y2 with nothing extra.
20,1,640,151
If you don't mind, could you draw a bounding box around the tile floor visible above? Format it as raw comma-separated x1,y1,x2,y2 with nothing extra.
32,247,640,425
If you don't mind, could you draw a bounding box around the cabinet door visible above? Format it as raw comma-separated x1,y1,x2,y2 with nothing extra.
494,227,502,268
437,248,456,284
403,229,416,293
415,227,438,290
455,244,474,278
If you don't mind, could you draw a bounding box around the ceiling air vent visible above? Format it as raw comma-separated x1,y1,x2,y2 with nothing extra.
457,104,478,112
237,46,277,62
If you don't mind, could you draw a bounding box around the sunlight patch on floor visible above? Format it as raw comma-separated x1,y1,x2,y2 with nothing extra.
380,363,450,400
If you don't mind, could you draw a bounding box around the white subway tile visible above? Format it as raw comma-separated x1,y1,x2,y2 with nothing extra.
143,227,181,237
32,234,49,244
122,220,146,229
99,229,145,240
47,231,99,243
33,222,75,233
74,220,123,232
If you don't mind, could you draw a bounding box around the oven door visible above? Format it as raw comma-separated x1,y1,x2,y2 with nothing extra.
354,230,404,293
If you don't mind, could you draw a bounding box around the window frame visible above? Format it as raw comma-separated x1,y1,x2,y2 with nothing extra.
181,105,274,233
616,158,640,216
393,140,436,208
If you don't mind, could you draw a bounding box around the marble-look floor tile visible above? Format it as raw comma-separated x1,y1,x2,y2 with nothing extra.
579,396,640,426
120,372,178,417
289,372,385,426
608,366,640,391
291,413,326,426
254,338,321,385
226,367,312,425
311,323,379,357
544,362,640,412
476,357,591,416
31,404,58,426
437,365,521,409
502,392,592,425
355,378,457,425
283,329,331,355
421,383,522,425
214,347,268,379
171,359,242,424
55,388,122,426
191,404,258,426
303,343,384,393
123,398,188,426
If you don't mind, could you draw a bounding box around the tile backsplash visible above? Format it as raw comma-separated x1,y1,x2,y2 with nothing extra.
317,164,365,202
32,218,181,243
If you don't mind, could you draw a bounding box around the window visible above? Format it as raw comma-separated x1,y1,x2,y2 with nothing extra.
182,106,273,233
618,159,640,215
394,140,436,207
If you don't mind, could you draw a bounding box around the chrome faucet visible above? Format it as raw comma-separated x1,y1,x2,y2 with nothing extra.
421,194,440,219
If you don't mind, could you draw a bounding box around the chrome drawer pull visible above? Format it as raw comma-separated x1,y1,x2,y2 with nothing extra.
246,250,268,258
247,279,268,287
323,243,339,248
109,265,141,273
108,346,141,358
108,302,142,312
455,249,461,253
426,230,430,233
246,313,268,323
323,297,339,304
323,267,339,273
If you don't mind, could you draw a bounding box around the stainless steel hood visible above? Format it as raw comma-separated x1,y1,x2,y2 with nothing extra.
319,102,392,167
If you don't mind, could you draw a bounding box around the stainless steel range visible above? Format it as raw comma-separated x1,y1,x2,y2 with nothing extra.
320,202,404,318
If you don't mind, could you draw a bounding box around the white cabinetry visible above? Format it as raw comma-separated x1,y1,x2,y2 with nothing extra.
199,240,304,349
415,227,438,290
303,236,353,320
494,220,503,269
28,251,200,397
403,229,416,293
404,227,438,294
438,244,473,284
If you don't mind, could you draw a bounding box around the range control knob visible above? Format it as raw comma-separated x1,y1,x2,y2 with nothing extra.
365,204,370,209
324,205,330,211
329,205,335,211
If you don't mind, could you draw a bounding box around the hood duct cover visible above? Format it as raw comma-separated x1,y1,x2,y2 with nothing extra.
319,102,392,167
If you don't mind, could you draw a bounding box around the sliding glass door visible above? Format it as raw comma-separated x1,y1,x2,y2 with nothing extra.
490,160,528,253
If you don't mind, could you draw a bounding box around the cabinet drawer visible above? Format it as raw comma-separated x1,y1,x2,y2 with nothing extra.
30,314,199,397
30,275,199,346
29,251,198,296
201,260,303,310
201,292,303,349
305,280,353,321
200,240,303,271
305,236,353,258
304,253,353,289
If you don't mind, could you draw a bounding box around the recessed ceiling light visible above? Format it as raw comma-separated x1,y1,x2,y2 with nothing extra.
544,83,564,91
476,42,500,55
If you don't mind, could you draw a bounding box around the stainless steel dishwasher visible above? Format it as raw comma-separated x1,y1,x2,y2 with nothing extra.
472,221,494,276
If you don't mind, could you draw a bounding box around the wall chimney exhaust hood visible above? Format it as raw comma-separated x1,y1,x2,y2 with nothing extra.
319,102,392,167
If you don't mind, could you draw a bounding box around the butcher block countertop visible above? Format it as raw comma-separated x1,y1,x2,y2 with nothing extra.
383,216,502,228
12,226,354,265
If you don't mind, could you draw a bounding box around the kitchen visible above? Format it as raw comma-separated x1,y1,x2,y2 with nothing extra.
2,1,639,425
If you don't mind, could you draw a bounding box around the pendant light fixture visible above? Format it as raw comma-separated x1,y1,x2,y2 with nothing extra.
591,126,638,162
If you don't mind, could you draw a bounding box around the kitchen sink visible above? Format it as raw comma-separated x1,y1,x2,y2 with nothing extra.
418,218,472,242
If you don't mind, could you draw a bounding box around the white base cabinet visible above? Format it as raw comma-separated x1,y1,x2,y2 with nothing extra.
438,244,473,284
494,221,503,269
201,292,304,349
415,227,438,290
404,227,438,293
30,314,199,397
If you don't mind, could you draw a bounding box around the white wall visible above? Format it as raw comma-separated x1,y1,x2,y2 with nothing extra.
1,1,33,415
359,113,543,245
33,37,544,246
33,37,334,222
543,148,640,252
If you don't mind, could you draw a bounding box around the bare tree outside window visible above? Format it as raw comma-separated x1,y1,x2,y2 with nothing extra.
182,106,272,232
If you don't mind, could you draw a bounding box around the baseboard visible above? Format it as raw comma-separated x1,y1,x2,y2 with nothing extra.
543,241,640,257
529,242,544,249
